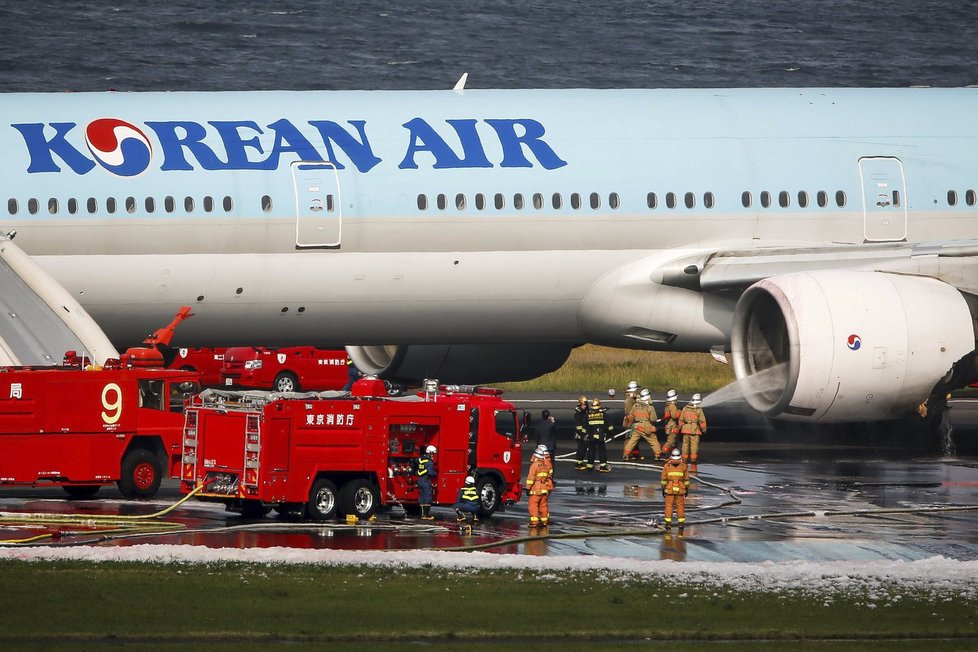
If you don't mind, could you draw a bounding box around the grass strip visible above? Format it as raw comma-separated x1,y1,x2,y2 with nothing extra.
1,560,975,646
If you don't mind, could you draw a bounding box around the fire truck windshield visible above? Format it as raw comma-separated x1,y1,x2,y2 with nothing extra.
168,380,200,413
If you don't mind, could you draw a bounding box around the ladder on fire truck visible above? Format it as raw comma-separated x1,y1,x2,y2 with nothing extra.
0,233,118,366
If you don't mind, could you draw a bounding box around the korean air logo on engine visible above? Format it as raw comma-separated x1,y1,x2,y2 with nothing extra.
84,118,153,177
847,334,862,351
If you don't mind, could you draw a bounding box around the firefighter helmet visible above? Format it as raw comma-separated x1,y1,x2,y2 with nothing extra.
578,395,587,405
666,389,678,402
626,380,639,392
639,388,651,401
670,448,682,460
425,445,437,454
464,475,475,485
691,393,702,407
534,445,549,457
591,399,601,408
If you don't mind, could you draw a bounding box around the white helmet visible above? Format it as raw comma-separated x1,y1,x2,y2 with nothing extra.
534,444,549,456
626,380,639,392
666,389,678,402
690,393,702,407
425,445,437,454
670,448,682,460
638,388,651,401
464,475,475,485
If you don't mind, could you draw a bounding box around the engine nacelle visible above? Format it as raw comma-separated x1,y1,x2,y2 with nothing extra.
730,271,975,422
346,343,574,386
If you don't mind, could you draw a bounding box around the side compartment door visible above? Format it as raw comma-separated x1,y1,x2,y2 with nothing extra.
859,156,907,242
292,161,342,248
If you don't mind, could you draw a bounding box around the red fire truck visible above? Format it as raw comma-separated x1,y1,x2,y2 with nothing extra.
180,379,525,519
0,358,200,498
220,346,349,393
168,347,226,386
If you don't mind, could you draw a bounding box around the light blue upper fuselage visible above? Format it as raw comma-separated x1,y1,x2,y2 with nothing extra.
2,87,978,256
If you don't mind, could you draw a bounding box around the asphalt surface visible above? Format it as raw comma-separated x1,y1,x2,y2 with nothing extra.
3,392,978,562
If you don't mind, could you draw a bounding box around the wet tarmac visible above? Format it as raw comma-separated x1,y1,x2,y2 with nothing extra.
3,393,978,563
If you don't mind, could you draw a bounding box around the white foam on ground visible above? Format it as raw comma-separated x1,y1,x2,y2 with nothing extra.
2,545,975,601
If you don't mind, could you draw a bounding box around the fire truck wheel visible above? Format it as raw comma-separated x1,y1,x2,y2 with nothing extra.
476,476,501,517
307,479,339,520
340,479,380,519
273,372,300,393
63,485,101,499
118,448,163,499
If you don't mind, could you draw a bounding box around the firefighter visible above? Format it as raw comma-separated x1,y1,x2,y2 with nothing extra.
573,395,590,470
586,398,612,473
661,389,681,457
622,380,644,461
679,393,707,472
623,388,661,461
453,475,481,534
661,448,690,534
417,444,438,520
526,445,554,527
342,356,361,391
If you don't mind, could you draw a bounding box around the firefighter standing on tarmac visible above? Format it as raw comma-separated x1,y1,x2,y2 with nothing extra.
453,475,481,534
417,445,438,520
526,445,554,527
573,396,590,470
623,388,661,461
661,448,690,534
622,380,644,461
680,393,708,472
661,389,681,457
585,399,612,473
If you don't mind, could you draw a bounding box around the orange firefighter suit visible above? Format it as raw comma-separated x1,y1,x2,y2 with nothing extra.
526,453,554,527
623,399,661,459
661,457,690,530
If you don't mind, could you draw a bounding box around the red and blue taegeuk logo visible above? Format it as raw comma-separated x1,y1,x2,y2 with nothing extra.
84,118,153,177
847,334,862,350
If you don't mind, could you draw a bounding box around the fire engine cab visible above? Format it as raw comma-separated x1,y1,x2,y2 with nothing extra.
180,379,525,519
0,354,200,498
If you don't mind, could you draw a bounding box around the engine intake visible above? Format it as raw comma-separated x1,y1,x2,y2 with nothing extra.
731,271,975,422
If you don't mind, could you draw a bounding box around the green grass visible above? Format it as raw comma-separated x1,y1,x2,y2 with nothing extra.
501,345,735,393
1,560,975,649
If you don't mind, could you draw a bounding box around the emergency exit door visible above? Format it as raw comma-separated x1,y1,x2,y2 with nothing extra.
859,157,907,242
292,161,342,248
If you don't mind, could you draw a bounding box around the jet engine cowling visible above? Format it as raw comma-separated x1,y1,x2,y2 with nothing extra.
346,342,574,386
730,270,975,422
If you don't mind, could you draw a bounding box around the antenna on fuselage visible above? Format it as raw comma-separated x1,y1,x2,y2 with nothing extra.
453,73,468,93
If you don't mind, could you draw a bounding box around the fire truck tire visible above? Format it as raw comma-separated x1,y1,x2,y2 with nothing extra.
118,448,163,499
63,485,101,499
476,476,501,517
273,372,300,393
307,479,339,520
340,479,380,519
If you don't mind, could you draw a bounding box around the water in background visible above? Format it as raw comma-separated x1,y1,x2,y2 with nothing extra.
1,1,976,92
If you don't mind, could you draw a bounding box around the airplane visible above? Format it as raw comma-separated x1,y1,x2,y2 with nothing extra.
1,86,977,428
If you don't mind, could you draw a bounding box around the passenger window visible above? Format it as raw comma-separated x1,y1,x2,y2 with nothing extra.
741,191,751,208
967,189,977,207
835,190,846,207
494,193,505,210
88,197,98,214
552,193,563,209
326,195,335,212
703,192,715,209
223,196,233,212
684,192,695,209
892,190,901,207
261,195,272,213
533,193,544,209
68,198,78,215
48,198,58,215
436,193,447,210
760,191,771,208
647,192,658,209
185,196,195,212
947,190,958,206
126,196,137,213
28,198,39,215
164,196,175,213
514,193,525,210
589,192,600,209
106,197,117,214
475,193,486,210
609,192,620,209
144,197,154,213
797,191,809,208
7,198,16,215
665,192,676,209
817,190,828,208
203,196,214,212
417,194,428,210
455,193,466,210
778,191,790,208
570,193,581,209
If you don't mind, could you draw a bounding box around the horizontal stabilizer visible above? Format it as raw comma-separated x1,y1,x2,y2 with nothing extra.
0,235,118,366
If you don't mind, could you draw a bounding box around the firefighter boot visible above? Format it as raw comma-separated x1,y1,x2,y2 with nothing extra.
463,523,473,535
678,523,685,536
598,464,611,473
421,505,434,520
